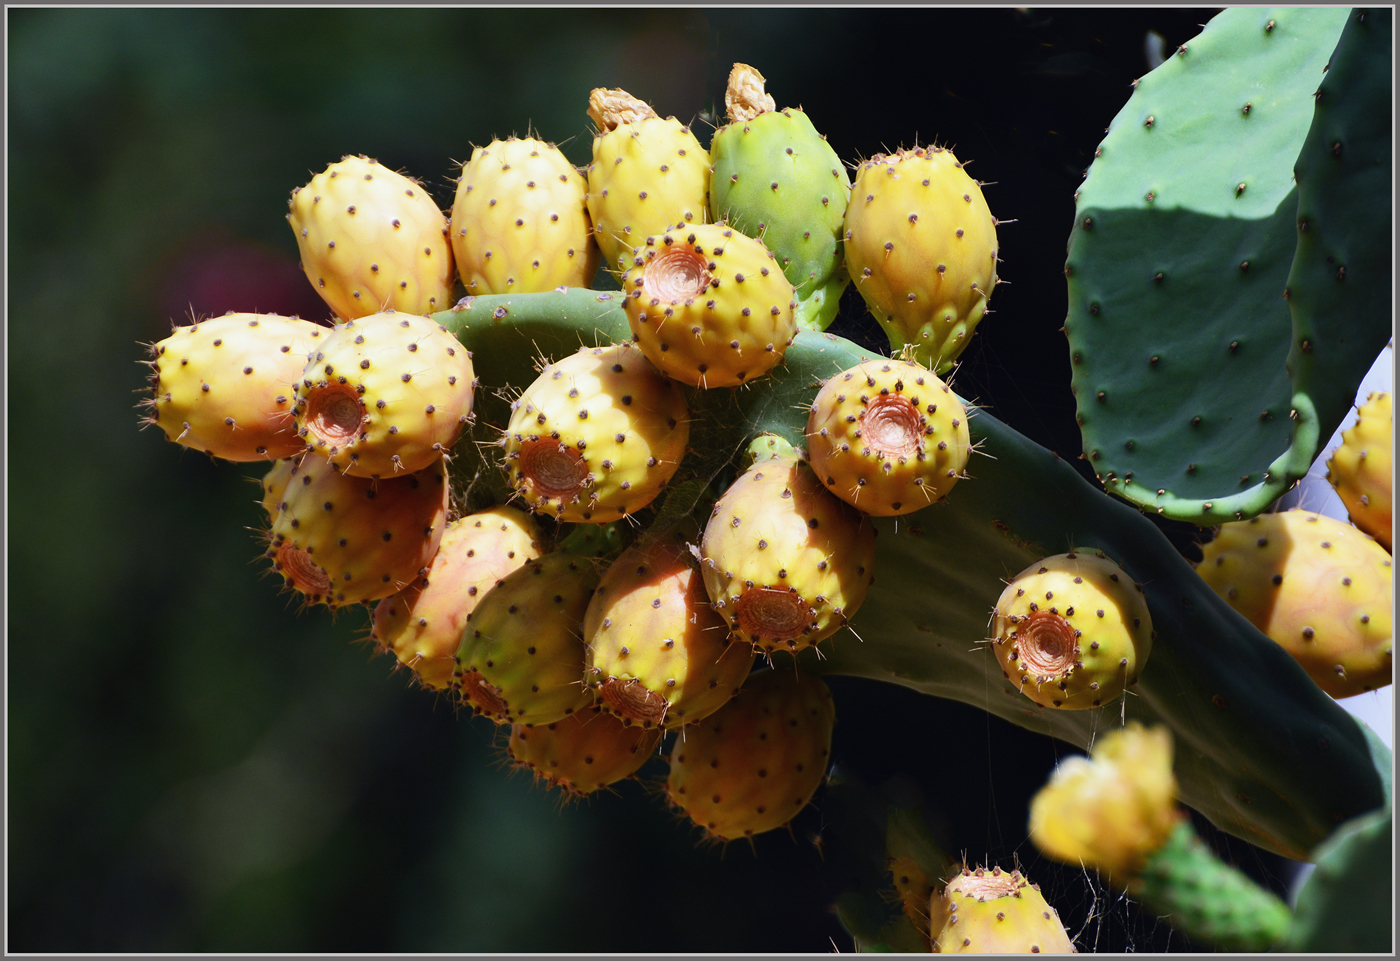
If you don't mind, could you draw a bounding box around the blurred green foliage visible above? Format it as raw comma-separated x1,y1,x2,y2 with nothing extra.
10,6,1278,952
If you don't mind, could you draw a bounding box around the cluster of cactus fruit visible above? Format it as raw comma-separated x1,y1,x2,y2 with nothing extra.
140,13,1392,951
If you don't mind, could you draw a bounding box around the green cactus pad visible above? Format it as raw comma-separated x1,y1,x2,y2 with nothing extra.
1288,803,1393,952
1064,7,1352,523
1283,7,1394,471
433,289,1385,860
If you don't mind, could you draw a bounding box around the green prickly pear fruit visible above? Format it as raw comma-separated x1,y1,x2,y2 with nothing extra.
453,551,599,726
507,706,662,798
287,154,455,321
583,524,754,730
585,88,710,278
700,439,876,655
990,550,1154,710
449,136,601,295
707,63,851,332
843,145,999,374
142,313,328,462
804,356,972,516
1327,391,1393,552
621,222,797,388
500,342,690,523
665,667,835,841
263,453,449,609
371,506,544,690
293,311,476,478
933,866,1076,954
1195,510,1393,698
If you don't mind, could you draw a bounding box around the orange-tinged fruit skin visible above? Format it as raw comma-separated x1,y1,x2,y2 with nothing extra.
451,136,601,294
701,448,877,655
1195,510,1393,698
843,146,998,374
586,114,710,278
508,707,662,797
453,552,599,726
584,528,754,730
263,454,449,609
145,313,327,462
934,866,1076,954
1327,391,1392,551
990,550,1154,710
372,507,544,690
665,668,834,841
288,154,455,320
501,342,689,523
294,311,476,479
805,356,972,516
621,223,796,388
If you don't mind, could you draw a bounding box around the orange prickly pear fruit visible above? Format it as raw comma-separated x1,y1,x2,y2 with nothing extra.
507,706,662,798
1327,391,1392,551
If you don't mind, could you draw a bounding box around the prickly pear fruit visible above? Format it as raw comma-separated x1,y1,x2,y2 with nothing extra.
1327,391,1393,552
287,154,455,320
507,706,662,797
584,525,754,730
843,145,999,374
990,550,1154,710
889,856,935,948
263,453,449,609
804,356,972,516
371,506,544,690
258,457,298,522
294,311,476,478
450,136,601,295
1195,510,1393,698
621,222,797,388
708,64,851,332
933,866,1076,954
665,667,835,841
143,313,327,461
500,342,690,522
453,551,599,726
700,439,876,654
585,87,710,278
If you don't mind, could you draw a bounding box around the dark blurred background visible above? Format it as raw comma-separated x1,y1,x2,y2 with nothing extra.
10,7,1310,953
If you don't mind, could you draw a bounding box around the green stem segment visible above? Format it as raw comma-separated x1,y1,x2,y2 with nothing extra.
1131,820,1292,952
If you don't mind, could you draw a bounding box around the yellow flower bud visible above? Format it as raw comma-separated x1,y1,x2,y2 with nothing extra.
1028,722,1183,882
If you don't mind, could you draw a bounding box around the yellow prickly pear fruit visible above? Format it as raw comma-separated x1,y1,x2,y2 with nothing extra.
262,454,450,609
500,342,690,523
843,145,999,374
700,439,877,655
507,707,662,798
584,524,754,730
294,311,476,479
990,550,1154,710
1195,510,1393,698
804,356,972,516
1327,391,1392,552
143,313,328,462
371,507,544,690
621,222,797,388
933,866,1076,954
287,155,455,321
453,551,599,726
449,136,601,294
1028,722,1182,884
665,667,835,841
585,87,710,278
